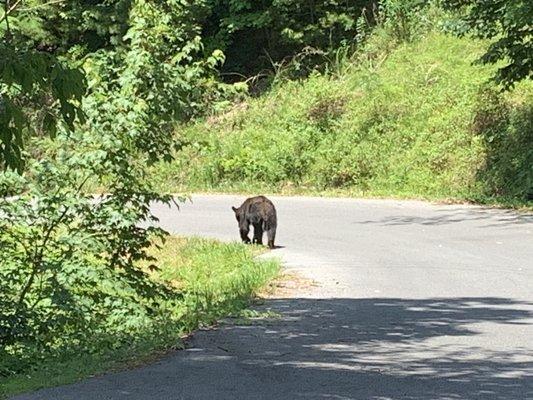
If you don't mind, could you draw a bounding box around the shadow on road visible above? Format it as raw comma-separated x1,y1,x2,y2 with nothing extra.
206,296,533,399
13,297,533,400
359,208,533,227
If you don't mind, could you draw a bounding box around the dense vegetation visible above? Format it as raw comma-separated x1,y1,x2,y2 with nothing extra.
153,29,533,203
1,237,279,396
151,1,532,204
1,0,532,395
441,0,533,89
199,0,377,78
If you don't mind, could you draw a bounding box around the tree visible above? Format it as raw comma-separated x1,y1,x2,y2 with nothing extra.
0,0,86,172
200,0,376,78
442,0,533,89
1,0,233,378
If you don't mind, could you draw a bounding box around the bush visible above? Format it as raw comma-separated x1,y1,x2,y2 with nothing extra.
0,157,174,378
1,235,279,395
472,87,533,200
1,0,249,381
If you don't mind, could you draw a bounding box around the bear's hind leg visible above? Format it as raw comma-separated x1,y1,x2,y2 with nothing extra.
266,227,276,249
252,222,263,245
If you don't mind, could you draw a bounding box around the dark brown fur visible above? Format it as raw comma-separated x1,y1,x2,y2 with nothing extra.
231,196,277,249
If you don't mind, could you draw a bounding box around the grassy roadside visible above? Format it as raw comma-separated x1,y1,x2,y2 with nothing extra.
1,237,280,398
159,184,533,211
151,32,532,209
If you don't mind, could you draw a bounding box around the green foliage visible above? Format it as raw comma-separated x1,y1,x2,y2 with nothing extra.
0,0,246,388
0,45,86,171
0,0,240,172
378,0,434,42
0,0,90,171
1,236,279,395
152,32,533,203
441,0,533,89
200,0,377,77
80,0,228,166
472,87,533,199
150,237,279,328
0,148,173,378
1,0,225,370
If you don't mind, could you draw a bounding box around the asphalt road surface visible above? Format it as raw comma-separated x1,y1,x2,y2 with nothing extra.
13,195,533,400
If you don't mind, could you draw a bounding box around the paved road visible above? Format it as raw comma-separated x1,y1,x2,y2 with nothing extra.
14,195,533,399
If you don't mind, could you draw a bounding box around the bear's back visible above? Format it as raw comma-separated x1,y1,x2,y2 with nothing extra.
242,196,276,222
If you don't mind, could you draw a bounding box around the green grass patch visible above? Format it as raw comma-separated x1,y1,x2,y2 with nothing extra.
1,237,279,398
153,31,532,207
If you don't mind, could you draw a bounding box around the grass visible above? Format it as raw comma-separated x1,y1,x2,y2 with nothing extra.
152,30,533,208
161,183,532,211
1,236,280,398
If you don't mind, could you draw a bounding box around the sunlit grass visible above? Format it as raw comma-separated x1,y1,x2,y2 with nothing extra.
151,31,532,208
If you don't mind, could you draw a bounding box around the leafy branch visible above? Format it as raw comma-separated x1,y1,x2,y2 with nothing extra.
0,0,23,26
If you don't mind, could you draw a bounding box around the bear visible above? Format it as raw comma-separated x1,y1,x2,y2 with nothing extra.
231,196,277,249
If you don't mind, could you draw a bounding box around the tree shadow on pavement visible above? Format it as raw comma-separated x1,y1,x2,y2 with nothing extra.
12,297,533,400
358,209,533,228
211,297,533,400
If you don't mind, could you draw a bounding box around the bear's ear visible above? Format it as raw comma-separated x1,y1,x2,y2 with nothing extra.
231,206,238,213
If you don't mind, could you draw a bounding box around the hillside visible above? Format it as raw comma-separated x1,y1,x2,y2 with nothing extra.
154,31,533,205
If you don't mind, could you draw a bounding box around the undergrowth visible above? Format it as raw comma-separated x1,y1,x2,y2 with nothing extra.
1,237,279,397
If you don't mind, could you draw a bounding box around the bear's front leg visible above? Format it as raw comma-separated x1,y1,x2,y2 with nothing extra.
240,226,251,244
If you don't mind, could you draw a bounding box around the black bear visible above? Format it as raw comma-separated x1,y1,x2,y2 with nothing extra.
232,196,277,249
